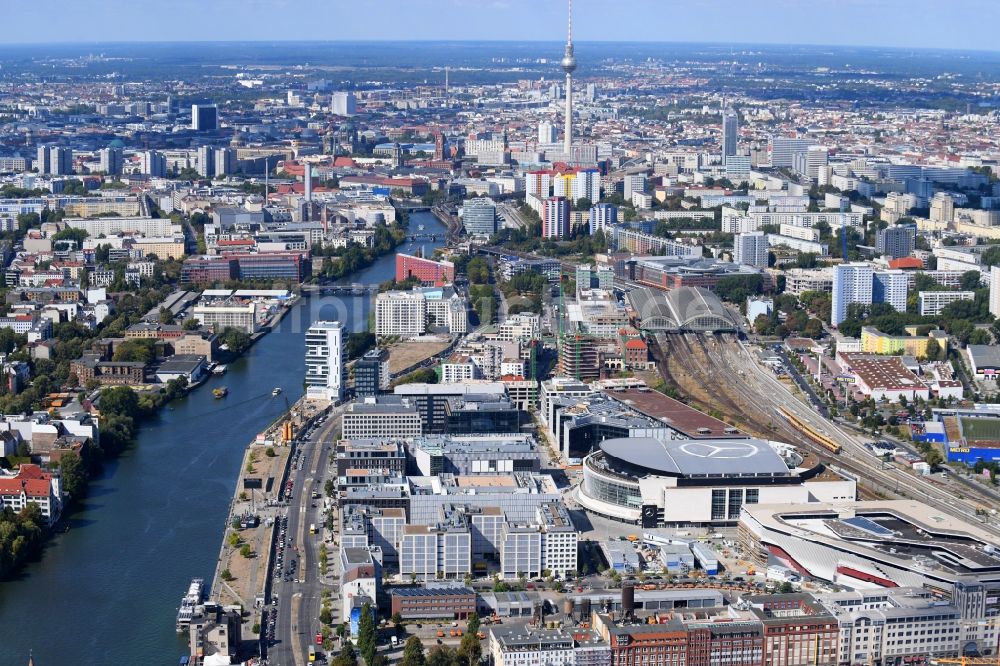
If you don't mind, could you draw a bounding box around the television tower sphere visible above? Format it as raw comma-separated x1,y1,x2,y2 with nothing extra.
562,44,577,74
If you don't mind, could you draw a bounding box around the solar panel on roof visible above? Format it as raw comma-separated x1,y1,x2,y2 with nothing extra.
843,516,893,537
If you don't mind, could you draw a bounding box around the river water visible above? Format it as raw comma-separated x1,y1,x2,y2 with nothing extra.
0,211,446,665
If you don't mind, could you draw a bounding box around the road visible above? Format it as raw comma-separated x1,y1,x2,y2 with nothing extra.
499,203,529,230
266,409,340,666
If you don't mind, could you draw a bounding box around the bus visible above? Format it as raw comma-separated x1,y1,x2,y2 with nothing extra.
309,523,317,535
308,646,316,662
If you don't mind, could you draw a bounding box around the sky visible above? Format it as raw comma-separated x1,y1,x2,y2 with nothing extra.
4,0,1000,51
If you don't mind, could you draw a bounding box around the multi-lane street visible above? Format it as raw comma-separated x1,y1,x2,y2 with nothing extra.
265,410,339,666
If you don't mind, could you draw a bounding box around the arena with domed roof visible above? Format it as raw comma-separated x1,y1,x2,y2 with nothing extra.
577,436,856,527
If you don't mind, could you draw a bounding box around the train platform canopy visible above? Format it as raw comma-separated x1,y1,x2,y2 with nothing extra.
627,286,737,333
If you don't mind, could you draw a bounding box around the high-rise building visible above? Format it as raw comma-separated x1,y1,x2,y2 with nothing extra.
99,147,123,176
875,225,915,259
355,348,389,398
36,145,50,175
734,232,768,268
525,171,552,200
623,173,647,200
331,91,357,116
191,104,218,131
542,197,571,239
722,110,738,162
873,270,907,314
48,146,73,176
213,148,236,177
140,150,167,178
305,320,345,402
196,146,214,178
930,192,955,223
461,199,498,237
793,146,829,181
560,0,577,156
832,263,874,327
572,169,602,204
375,291,427,337
589,203,618,235
991,266,1000,319
585,82,597,102
538,121,557,145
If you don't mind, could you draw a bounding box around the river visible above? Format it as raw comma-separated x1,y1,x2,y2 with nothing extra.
0,211,446,665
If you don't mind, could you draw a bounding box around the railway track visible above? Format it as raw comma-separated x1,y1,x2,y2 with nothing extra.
651,332,900,501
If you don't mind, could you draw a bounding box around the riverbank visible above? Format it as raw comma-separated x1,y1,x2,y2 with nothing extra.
0,210,449,666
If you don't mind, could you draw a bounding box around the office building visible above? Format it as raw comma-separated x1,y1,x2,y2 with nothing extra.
589,203,618,234
341,399,423,440
770,137,815,168
461,198,498,237
305,320,345,402
875,226,915,259
734,232,768,268
331,91,357,116
831,263,874,327
623,173,647,200
354,348,389,398
390,587,477,621
722,110,738,161
542,197,571,239
191,301,258,334
409,434,541,477
98,147,123,176
393,381,507,433
191,104,218,131
400,513,472,580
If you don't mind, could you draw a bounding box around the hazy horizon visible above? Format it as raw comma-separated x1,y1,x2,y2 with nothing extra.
4,0,1000,52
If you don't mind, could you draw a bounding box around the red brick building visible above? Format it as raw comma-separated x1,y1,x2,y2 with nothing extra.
395,253,455,285
390,587,476,620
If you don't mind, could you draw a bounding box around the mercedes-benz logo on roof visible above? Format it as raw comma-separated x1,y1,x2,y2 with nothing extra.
678,441,760,459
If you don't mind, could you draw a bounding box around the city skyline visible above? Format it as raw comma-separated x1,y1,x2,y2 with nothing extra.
5,0,1000,52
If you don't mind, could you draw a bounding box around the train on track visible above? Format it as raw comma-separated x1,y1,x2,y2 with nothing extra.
778,406,842,454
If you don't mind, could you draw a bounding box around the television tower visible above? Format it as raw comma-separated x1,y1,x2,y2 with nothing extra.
561,0,577,157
